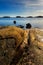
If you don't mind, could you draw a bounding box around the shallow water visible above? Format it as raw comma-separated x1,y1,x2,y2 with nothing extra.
0,18,43,28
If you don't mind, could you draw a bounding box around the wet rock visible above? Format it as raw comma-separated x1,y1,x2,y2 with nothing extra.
18,25,24,28
26,23,32,29
13,20,16,24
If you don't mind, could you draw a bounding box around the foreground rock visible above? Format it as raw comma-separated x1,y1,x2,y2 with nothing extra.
16,29,43,65
0,26,43,65
0,26,29,65
29,29,43,65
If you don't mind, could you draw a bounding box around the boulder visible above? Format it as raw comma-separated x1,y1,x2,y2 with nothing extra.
26,23,32,29
13,21,16,24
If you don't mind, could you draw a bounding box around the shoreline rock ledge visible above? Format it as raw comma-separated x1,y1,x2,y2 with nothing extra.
0,26,43,65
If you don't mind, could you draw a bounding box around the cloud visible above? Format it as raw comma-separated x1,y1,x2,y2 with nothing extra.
5,0,43,16
0,0,43,16
20,9,43,17
0,0,43,7
20,0,43,7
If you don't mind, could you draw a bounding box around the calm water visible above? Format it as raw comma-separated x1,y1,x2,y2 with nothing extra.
0,18,43,29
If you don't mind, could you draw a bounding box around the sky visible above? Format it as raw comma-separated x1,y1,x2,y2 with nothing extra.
0,0,43,17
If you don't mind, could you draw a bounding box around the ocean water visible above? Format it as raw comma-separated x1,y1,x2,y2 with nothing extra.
0,18,43,29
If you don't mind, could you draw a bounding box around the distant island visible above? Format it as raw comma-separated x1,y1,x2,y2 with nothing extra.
27,16,33,18
2,16,11,18
0,16,43,18
16,16,24,18
35,16,43,18
27,16,43,18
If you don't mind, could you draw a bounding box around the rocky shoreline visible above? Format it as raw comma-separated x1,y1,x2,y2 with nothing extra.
0,26,43,65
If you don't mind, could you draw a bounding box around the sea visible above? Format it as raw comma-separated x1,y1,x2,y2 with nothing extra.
0,18,43,29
